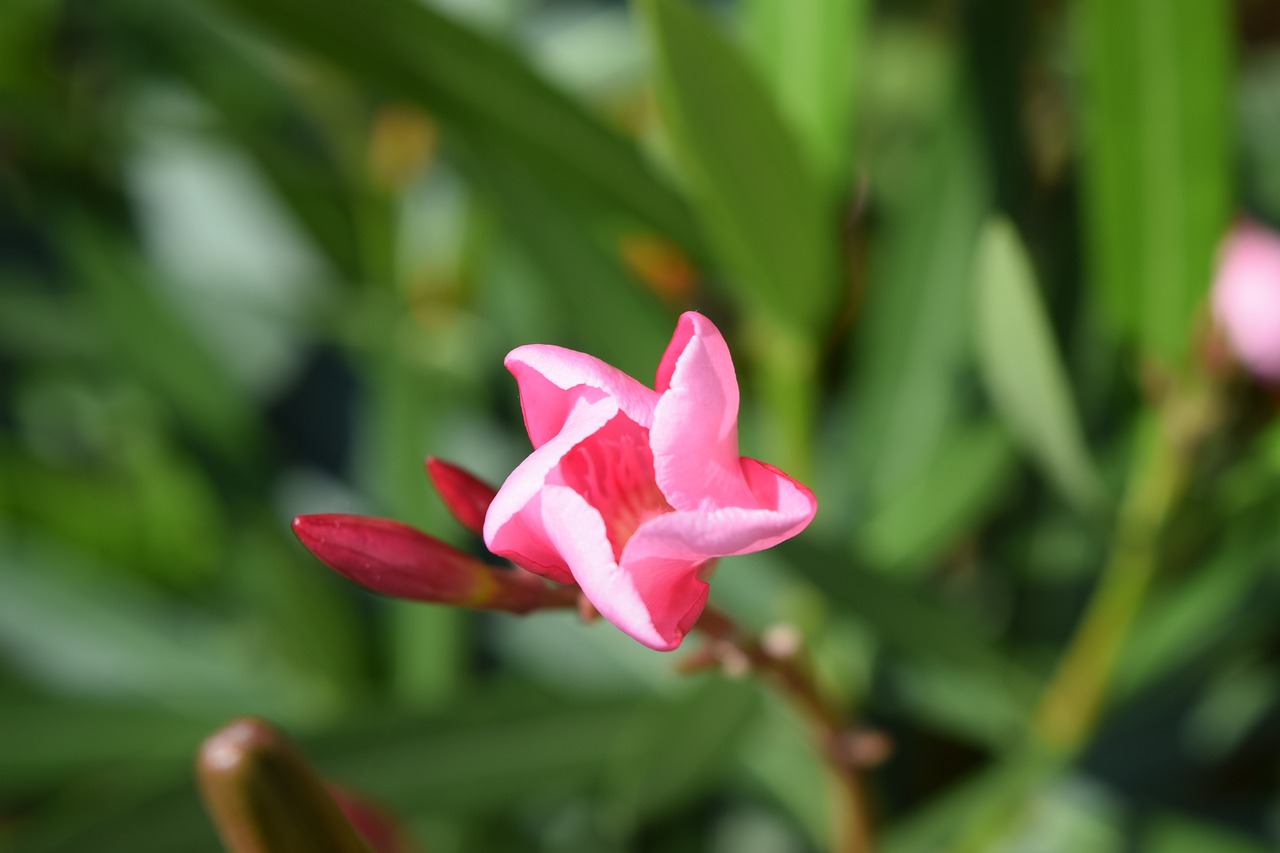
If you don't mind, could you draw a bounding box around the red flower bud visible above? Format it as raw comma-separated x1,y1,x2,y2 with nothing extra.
425,457,497,536
292,514,575,614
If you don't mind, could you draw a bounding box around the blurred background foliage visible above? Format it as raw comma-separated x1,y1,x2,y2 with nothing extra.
3,0,1280,849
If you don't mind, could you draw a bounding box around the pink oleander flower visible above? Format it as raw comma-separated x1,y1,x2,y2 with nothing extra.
483,312,818,651
1213,219,1280,383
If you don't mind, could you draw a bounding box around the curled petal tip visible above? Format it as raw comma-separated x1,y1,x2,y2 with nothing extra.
424,457,498,536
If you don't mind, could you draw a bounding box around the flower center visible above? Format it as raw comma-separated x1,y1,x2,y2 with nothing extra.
558,414,673,560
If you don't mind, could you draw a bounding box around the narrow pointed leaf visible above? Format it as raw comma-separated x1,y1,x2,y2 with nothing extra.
638,0,836,333
847,91,987,505
973,217,1105,513
1077,0,1232,364
744,0,868,198
857,421,1016,574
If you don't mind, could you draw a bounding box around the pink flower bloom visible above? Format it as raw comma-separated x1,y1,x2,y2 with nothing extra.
1213,220,1280,383
483,312,817,651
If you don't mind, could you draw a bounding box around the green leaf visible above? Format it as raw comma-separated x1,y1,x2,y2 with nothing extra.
461,135,675,380
637,0,836,333
600,679,759,830
212,0,696,247
783,539,1039,740
973,217,1106,514
734,694,829,850
0,695,218,794
136,4,364,281
1115,533,1276,701
1076,0,1232,364
856,420,1016,574
60,219,261,466
844,88,987,506
0,278,103,359
743,0,868,198
1142,813,1271,853
307,687,763,829
0,537,332,721
882,748,1060,853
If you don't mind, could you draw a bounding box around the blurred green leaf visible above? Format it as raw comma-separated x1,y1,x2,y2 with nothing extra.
0,537,330,721
355,307,465,706
1182,656,1277,761
637,0,837,333
462,135,675,379
0,694,218,794
855,420,1016,574
882,747,1060,852
1076,0,1232,364
0,279,103,359
12,685,768,851
1142,813,1271,853
744,0,868,199
12,779,221,853
320,685,761,821
1115,535,1273,701
141,5,365,283
0,440,223,586
733,694,829,850
59,219,261,465
973,217,1106,514
845,89,987,507
213,0,697,246
600,678,759,831
784,539,1039,742
230,518,367,707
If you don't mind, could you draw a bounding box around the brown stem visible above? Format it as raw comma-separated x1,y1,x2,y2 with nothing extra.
695,605,875,853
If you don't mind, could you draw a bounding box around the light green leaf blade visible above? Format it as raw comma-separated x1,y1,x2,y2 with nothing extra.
1142,813,1271,853
973,217,1106,514
1076,0,1232,364
744,0,868,198
637,0,837,333
840,83,987,511
856,420,1016,575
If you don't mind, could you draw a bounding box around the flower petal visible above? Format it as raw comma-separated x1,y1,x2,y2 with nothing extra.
650,313,753,510
484,397,619,583
539,483,706,651
1213,220,1280,382
506,344,658,448
623,457,817,562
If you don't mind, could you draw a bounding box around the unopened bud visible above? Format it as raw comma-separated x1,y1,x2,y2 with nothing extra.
424,457,496,536
196,717,371,853
292,514,576,614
